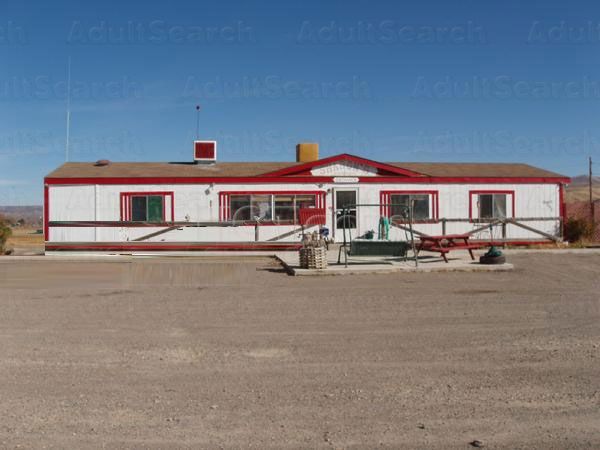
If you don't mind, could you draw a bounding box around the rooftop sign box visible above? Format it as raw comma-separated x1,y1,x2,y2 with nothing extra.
194,140,217,163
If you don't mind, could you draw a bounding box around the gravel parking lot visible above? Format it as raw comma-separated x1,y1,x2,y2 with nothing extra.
0,253,599,449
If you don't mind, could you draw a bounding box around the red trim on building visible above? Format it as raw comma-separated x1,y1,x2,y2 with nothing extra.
45,242,303,252
359,176,570,184
559,183,566,221
44,184,49,241
260,153,425,178
44,175,571,186
469,190,515,221
119,191,174,222
379,190,440,222
45,176,334,185
119,192,124,223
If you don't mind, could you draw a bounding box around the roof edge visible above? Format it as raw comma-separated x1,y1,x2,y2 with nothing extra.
260,153,426,177
44,175,572,185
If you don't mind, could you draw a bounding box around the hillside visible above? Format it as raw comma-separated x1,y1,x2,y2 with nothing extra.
566,175,600,203
569,175,600,186
0,206,43,226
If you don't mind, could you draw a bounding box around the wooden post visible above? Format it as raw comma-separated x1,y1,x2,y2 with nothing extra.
409,200,418,268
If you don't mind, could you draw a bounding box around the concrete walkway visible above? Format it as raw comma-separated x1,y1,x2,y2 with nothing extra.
8,247,600,276
275,249,514,276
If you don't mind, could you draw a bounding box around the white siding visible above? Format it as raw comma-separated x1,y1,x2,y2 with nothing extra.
49,185,96,242
47,182,561,243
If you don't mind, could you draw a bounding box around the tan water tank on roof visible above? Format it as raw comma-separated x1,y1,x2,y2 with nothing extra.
296,143,319,163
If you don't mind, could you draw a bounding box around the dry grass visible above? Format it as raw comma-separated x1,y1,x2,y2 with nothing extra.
565,185,600,203
6,227,44,251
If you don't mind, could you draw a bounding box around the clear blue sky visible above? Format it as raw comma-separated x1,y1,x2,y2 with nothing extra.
1,0,598,205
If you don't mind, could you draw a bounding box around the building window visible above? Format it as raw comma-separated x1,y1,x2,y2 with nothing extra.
221,192,325,224
380,191,438,222
229,194,277,221
131,195,164,222
478,194,506,219
274,195,295,222
230,195,252,221
120,192,174,223
470,191,514,221
390,194,430,220
230,193,314,223
252,195,272,221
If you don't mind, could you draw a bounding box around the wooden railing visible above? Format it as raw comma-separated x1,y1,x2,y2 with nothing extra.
391,217,562,242
48,216,563,243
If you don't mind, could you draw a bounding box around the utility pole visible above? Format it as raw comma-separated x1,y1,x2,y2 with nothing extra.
590,156,594,225
195,105,201,139
65,57,72,162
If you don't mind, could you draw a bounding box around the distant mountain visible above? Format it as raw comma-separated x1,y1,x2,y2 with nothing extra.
0,206,43,225
570,175,600,186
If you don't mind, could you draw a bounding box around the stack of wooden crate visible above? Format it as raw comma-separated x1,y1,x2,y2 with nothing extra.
299,231,328,269
299,246,328,269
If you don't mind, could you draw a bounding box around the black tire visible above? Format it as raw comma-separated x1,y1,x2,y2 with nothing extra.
479,255,506,265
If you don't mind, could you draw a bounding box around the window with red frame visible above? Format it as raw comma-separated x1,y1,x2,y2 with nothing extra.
380,191,438,222
220,192,325,224
470,191,514,221
120,192,174,222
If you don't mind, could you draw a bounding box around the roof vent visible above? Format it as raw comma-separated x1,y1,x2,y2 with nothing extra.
94,159,111,167
194,140,217,164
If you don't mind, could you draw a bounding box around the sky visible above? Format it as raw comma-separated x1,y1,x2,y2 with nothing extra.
1,0,599,205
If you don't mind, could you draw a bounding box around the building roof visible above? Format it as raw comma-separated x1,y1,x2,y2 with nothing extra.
45,155,569,181
387,162,566,179
46,162,295,179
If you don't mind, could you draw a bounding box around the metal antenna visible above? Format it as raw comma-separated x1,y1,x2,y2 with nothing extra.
65,57,72,162
590,156,594,224
195,105,201,139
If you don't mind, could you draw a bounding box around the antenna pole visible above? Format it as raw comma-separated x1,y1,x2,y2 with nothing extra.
590,156,594,225
195,105,200,140
65,57,72,162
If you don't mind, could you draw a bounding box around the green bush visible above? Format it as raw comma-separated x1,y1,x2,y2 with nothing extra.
0,214,12,254
564,217,594,243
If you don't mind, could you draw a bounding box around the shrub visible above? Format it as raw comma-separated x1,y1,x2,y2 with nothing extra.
0,216,12,254
564,217,594,243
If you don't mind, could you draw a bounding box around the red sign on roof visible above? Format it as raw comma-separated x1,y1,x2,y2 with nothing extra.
194,141,217,161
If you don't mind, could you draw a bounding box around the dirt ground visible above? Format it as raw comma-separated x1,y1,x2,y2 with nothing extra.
5,227,44,255
0,254,599,449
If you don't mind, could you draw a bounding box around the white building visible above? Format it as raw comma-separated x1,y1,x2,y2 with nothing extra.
43,143,570,254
